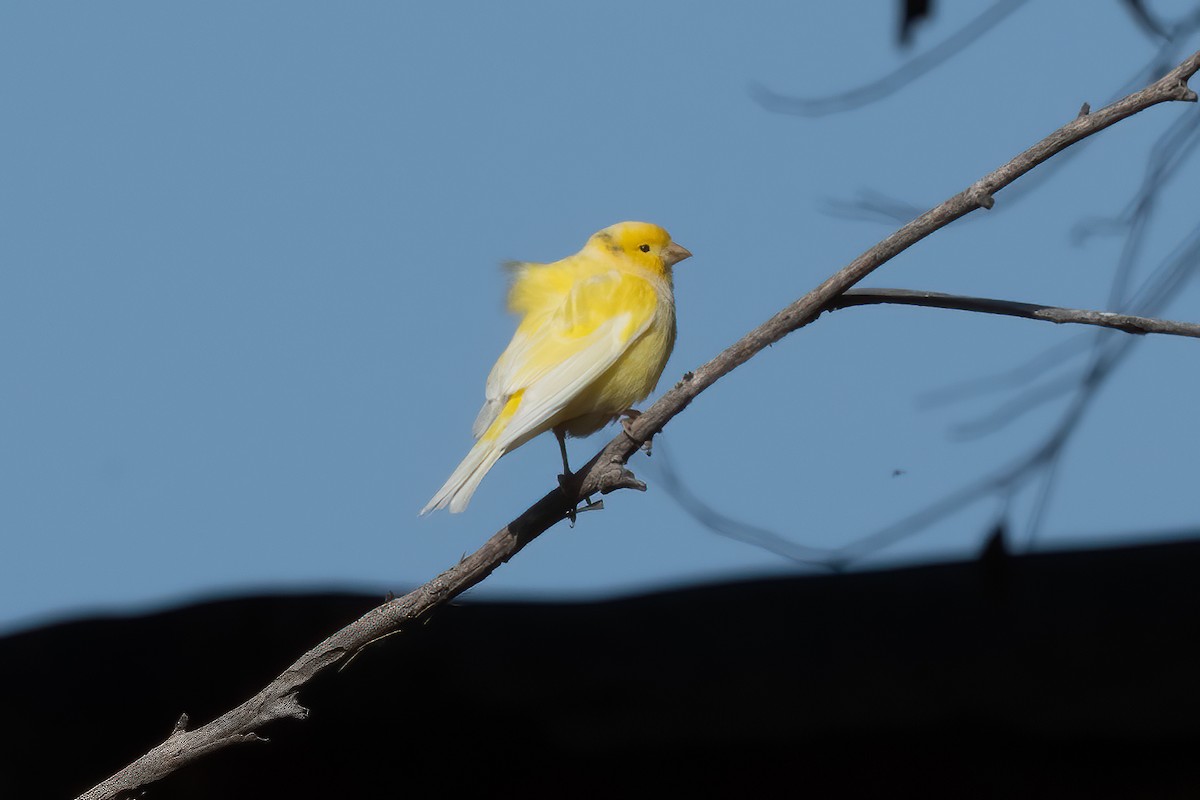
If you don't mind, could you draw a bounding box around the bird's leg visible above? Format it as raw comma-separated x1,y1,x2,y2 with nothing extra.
555,427,599,525
555,427,572,476
620,409,653,456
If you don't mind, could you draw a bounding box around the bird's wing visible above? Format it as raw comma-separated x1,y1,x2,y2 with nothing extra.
504,259,571,317
473,269,657,447
472,261,566,437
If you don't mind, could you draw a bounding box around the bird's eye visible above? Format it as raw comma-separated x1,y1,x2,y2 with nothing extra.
638,244,651,253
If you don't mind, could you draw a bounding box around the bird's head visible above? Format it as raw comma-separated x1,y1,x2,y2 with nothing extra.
587,221,691,277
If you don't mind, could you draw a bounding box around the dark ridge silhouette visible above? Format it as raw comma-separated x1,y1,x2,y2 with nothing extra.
7,537,1200,798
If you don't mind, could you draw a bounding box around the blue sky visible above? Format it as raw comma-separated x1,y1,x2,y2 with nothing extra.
3,2,1199,634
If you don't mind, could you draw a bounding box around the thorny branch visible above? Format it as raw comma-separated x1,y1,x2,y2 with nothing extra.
78,49,1200,800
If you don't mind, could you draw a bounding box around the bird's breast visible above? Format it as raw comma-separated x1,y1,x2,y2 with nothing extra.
557,286,676,437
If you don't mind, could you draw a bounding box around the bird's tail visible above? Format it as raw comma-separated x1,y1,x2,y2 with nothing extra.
421,392,524,515
420,440,504,514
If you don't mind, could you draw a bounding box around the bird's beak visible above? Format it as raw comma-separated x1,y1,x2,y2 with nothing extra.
663,241,692,267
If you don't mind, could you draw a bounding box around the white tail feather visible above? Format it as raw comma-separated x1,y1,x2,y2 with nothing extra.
421,441,505,515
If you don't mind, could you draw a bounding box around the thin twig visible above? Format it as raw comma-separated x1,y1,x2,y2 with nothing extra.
77,49,1200,800
829,288,1200,338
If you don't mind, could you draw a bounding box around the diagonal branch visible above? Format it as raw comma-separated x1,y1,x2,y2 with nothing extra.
77,49,1200,800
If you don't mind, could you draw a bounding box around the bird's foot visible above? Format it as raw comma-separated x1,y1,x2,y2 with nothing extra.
562,492,604,527
558,472,604,526
620,409,653,456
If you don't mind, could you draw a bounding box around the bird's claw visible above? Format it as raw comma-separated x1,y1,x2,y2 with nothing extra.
620,410,653,456
556,417,646,524
565,495,604,527
558,470,603,526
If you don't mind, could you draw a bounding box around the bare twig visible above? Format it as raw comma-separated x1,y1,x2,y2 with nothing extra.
830,288,1200,338
77,49,1200,800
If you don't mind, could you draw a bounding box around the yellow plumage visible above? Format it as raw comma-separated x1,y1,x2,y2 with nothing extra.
422,221,691,514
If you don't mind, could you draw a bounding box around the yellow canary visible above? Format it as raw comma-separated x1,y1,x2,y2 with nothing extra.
422,221,691,514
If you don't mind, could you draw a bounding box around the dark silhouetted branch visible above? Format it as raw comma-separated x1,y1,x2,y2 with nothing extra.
918,335,1091,408
752,0,1028,117
1121,0,1172,42
651,439,837,569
